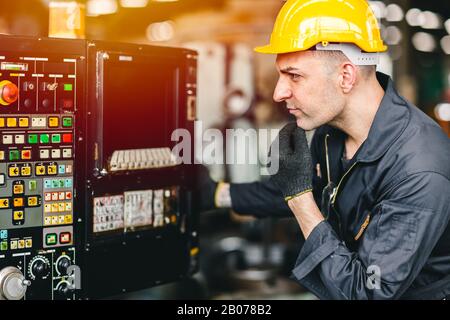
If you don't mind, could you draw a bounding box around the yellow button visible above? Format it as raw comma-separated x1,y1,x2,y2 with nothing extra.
58,215,65,224
13,184,24,195
28,196,38,207
21,166,31,176
51,203,59,212
0,151,4,160
13,210,24,220
35,165,46,176
47,165,57,175
13,198,24,207
19,117,29,128
0,118,4,127
18,240,25,249
25,239,32,248
44,204,52,213
51,216,58,225
64,215,73,224
0,198,9,208
58,202,65,212
9,166,20,177
48,117,59,128
65,202,72,211
10,240,18,250
7,118,17,127
44,217,51,225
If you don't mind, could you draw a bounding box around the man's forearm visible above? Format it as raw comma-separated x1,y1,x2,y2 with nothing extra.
287,192,324,239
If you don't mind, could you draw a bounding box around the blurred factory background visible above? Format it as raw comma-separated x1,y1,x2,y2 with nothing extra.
1,0,449,300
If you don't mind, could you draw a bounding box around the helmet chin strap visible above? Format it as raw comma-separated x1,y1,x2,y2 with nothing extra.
315,42,380,66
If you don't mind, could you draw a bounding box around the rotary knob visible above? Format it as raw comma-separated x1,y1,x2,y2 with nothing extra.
55,281,73,300
0,80,19,106
0,266,30,300
29,256,50,279
56,255,71,275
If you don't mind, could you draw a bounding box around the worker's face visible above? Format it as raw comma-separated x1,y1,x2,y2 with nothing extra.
274,51,346,130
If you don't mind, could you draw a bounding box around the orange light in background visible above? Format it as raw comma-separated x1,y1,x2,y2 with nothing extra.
87,0,118,16
49,1,86,39
120,0,149,7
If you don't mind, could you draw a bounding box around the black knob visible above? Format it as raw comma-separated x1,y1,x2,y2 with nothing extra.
55,282,73,300
57,256,71,275
32,259,49,278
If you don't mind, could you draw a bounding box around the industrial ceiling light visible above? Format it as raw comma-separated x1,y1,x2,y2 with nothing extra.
412,32,436,52
444,18,450,34
421,11,442,30
146,21,175,42
120,0,148,7
441,35,450,55
385,4,404,22
434,103,450,122
87,0,118,16
368,1,386,19
406,8,424,27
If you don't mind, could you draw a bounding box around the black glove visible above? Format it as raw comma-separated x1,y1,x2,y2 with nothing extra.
269,122,313,201
195,164,218,212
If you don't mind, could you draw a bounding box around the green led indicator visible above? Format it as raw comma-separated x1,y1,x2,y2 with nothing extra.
64,83,73,91
46,234,57,246
0,241,7,251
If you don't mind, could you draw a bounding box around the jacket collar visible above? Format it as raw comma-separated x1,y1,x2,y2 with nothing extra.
355,72,411,163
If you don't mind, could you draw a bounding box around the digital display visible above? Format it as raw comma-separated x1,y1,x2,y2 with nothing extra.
102,54,179,165
1,62,28,71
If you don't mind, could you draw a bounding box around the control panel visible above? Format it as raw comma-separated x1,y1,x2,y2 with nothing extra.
0,36,83,300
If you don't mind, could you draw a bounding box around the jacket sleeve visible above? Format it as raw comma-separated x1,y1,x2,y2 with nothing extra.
229,179,291,218
229,130,324,218
291,172,450,299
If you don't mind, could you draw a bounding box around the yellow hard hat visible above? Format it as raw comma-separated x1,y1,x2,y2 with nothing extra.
255,0,387,54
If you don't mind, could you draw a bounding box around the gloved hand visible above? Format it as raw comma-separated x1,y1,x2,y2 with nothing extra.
269,122,313,201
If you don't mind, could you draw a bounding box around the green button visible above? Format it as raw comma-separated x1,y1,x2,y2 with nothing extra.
59,179,65,188
29,180,37,192
52,180,59,188
64,83,73,91
45,233,57,246
40,134,49,144
9,150,20,161
28,134,38,144
51,134,61,143
62,117,72,127
0,241,7,251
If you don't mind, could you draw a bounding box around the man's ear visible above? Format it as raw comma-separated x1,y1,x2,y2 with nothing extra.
339,62,357,94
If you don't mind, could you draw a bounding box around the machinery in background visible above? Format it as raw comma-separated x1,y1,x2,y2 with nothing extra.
0,35,199,300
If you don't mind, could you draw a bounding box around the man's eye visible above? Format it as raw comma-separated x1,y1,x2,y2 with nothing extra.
289,73,300,80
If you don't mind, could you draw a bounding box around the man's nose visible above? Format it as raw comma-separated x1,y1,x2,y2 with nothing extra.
273,78,292,102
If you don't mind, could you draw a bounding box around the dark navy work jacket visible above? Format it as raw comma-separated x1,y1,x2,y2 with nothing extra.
230,72,450,299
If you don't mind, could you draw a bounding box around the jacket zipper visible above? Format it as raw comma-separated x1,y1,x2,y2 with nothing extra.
324,134,359,238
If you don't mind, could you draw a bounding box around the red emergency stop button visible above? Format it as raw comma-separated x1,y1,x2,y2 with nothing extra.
0,80,19,106
62,134,73,143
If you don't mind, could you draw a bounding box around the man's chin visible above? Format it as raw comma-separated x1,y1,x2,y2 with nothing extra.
296,118,316,131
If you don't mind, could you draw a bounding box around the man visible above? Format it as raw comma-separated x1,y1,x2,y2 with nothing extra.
200,0,450,299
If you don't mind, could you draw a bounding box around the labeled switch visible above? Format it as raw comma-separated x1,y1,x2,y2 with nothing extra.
27,196,39,207
13,183,24,195
39,150,50,159
59,232,71,244
62,134,73,143
28,180,37,191
13,210,24,222
9,166,20,177
21,166,32,177
62,117,73,127
51,149,61,159
0,118,4,127
0,151,4,161
2,135,13,144
51,134,61,143
13,198,24,207
14,135,25,144
18,117,29,128
47,164,57,175
48,117,59,128
21,150,31,160
45,233,57,246
0,198,9,209
40,134,49,144
7,118,17,127
9,150,20,161
35,165,46,176
28,134,38,144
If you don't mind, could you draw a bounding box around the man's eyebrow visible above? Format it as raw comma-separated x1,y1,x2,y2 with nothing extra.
279,66,301,73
